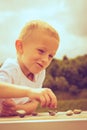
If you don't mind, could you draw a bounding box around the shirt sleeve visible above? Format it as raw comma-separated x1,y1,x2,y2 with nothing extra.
0,70,13,83
0,68,29,105
0,58,19,84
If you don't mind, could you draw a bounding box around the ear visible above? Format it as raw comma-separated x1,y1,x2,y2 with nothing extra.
15,40,23,54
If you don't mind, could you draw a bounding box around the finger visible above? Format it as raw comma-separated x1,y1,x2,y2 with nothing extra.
39,95,46,107
49,96,58,108
41,94,51,107
47,90,57,108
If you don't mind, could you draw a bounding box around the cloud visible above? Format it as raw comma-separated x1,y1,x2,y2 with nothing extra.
64,0,87,36
0,0,40,11
0,0,87,62
49,0,87,37
0,0,61,11
1,0,87,38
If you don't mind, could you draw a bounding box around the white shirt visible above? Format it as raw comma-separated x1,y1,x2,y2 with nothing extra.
0,58,45,105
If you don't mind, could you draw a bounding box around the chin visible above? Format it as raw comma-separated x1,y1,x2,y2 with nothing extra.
31,69,42,74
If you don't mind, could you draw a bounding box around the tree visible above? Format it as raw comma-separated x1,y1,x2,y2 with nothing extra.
43,75,57,90
69,85,80,95
55,76,69,91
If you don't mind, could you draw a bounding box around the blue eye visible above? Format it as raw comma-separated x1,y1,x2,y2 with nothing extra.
49,54,53,59
38,49,44,54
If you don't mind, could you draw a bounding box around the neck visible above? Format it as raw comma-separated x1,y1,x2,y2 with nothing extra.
27,73,34,81
17,58,35,81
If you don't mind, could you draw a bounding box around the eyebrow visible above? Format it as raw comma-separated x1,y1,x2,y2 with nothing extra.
38,46,56,55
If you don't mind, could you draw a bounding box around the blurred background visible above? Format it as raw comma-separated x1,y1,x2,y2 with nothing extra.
0,0,87,111
0,0,87,62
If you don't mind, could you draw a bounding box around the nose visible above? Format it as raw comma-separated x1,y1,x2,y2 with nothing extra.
41,55,49,64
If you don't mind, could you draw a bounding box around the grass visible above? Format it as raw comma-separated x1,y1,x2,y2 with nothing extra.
58,98,87,111
37,98,87,112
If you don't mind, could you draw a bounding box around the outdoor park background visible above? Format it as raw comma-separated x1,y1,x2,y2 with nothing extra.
0,0,87,111
42,54,87,111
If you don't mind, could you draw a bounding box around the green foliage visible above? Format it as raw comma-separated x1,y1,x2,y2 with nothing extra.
55,76,69,91
69,85,80,95
43,54,87,99
37,99,87,112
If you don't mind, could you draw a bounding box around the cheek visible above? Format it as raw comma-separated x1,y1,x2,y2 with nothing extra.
24,54,37,64
45,60,52,68
32,54,41,60
21,53,30,64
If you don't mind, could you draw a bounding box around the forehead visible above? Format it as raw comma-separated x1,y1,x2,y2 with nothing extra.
28,28,59,43
25,29,59,54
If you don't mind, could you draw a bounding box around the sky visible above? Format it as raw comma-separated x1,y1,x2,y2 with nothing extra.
0,0,87,62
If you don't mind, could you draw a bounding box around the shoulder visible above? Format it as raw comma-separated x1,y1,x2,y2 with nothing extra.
0,58,21,83
2,58,18,67
0,58,19,83
0,58,20,76
1,58,19,71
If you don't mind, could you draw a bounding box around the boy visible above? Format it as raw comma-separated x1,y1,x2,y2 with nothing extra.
0,20,60,116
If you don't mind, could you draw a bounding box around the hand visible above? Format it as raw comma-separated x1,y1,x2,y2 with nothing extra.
16,100,39,115
0,99,17,117
29,88,57,108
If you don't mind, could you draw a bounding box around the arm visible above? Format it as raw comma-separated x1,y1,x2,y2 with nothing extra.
16,100,39,114
0,81,31,98
0,81,57,108
0,99,39,116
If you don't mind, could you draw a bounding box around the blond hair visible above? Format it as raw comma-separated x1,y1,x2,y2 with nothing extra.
18,20,60,43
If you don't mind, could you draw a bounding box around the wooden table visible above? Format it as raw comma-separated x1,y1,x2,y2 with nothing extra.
0,111,87,130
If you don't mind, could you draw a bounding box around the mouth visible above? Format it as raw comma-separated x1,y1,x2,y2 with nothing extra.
36,63,43,68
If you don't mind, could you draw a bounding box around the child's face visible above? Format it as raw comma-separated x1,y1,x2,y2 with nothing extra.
18,29,59,74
